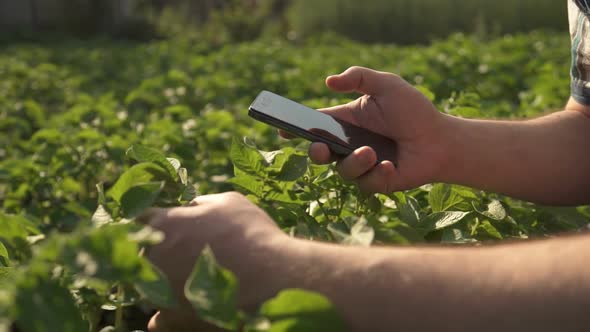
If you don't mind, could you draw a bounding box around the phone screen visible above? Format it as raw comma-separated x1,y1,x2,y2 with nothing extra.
249,91,397,163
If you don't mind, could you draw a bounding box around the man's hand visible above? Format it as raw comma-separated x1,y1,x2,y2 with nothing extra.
295,66,449,194
144,192,293,332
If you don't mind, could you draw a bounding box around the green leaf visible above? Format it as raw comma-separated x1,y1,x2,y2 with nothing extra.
15,276,88,332
0,243,9,267
312,167,335,184
478,220,503,239
135,264,176,308
108,162,169,203
257,289,346,332
415,85,435,102
264,182,304,204
441,228,476,244
126,145,179,181
478,200,507,221
96,182,107,206
366,195,382,213
61,224,153,283
428,184,464,212
453,186,479,200
273,153,308,182
393,193,421,226
260,150,284,165
0,213,39,246
91,204,113,226
229,171,265,197
0,267,15,288
184,246,239,330
372,221,424,244
421,211,470,232
328,217,374,247
230,137,267,176
120,181,164,218
181,183,199,202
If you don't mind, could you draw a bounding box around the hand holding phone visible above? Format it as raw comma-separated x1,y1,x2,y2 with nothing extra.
248,90,398,165
247,67,445,195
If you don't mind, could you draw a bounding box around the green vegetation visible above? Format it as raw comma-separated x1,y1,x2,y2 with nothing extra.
1,30,588,331
5,0,567,44
288,0,567,43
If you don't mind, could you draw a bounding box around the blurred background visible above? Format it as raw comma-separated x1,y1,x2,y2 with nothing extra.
0,0,568,43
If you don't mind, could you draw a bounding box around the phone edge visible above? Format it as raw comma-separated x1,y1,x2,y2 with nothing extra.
248,107,354,156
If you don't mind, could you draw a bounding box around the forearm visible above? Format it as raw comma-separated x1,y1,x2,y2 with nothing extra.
279,235,590,332
437,105,590,205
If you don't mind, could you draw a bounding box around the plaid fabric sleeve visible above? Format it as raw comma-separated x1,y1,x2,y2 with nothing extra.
570,0,590,105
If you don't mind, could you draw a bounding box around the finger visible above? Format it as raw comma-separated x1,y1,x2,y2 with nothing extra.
192,192,230,205
335,146,377,180
148,311,167,332
192,191,247,206
326,66,393,96
356,160,397,194
309,142,337,164
317,101,359,125
278,129,296,139
136,208,166,225
150,193,240,226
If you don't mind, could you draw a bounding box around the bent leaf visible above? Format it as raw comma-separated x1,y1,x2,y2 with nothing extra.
421,211,470,232
258,289,346,332
184,246,239,330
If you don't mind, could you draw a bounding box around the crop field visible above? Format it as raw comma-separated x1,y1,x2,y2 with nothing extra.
1,31,588,331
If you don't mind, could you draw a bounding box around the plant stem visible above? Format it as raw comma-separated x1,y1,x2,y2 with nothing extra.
309,181,331,222
115,284,124,332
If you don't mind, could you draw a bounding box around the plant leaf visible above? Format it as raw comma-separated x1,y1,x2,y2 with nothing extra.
274,153,308,182
108,162,169,203
257,289,346,332
441,228,476,244
230,137,267,176
184,246,239,330
135,263,176,308
421,211,470,232
15,276,88,332
120,181,164,218
480,200,507,221
229,171,265,197
91,204,113,227
479,220,503,239
0,243,9,267
393,193,421,226
428,184,464,212
126,145,179,181
327,217,374,247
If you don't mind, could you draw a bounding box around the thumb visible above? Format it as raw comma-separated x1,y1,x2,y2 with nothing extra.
148,311,167,332
326,66,393,96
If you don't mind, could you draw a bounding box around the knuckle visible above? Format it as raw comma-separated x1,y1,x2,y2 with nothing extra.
149,215,175,235
347,65,365,73
383,72,401,83
222,191,245,201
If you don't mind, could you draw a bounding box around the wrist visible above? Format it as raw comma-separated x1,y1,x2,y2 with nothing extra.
231,232,301,310
430,113,465,184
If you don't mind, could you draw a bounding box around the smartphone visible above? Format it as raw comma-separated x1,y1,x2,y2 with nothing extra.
248,90,397,165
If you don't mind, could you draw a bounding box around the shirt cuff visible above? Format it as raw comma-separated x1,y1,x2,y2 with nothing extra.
571,79,590,105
